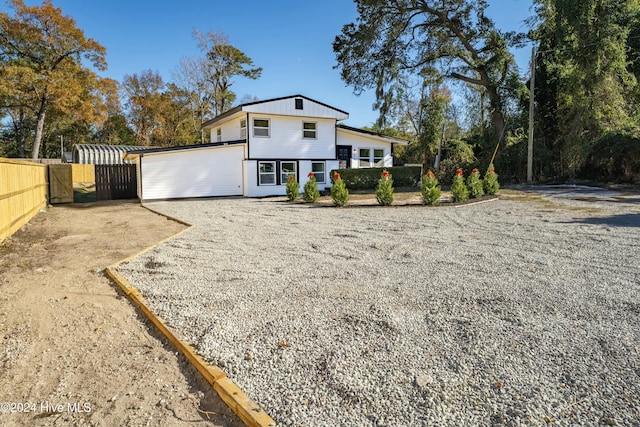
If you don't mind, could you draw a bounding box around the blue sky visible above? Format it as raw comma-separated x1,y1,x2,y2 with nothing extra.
13,0,534,128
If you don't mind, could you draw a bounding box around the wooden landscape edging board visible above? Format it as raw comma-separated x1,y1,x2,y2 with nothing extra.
105,206,275,427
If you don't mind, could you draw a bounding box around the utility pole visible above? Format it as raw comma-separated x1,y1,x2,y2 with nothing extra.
527,47,536,184
435,122,445,170
60,135,64,161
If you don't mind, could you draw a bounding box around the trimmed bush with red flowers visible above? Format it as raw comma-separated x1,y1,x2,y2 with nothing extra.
330,172,349,206
466,168,484,199
421,170,442,205
303,172,320,202
483,163,500,195
375,169,394,206
285,174,299,201
451,169,469,202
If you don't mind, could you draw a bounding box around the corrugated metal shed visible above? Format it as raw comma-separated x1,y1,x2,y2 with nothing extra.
72,144,149,165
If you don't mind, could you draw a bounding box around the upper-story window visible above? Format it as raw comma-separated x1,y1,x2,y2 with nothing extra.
216,128,222,142
240,119,246,139
303,122,317,139
295,98,303,110
253,118,270,137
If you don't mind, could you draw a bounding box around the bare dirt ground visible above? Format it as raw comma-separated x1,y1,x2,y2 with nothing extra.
0,201,243,427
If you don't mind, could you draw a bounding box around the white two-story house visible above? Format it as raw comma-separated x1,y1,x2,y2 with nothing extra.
124,95,408,201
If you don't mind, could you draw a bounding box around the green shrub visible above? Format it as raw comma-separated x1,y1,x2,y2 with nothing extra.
285,174,299,201
375,170,394,206
330,172,349,206
584,128,640,182
451,169,469,202
329,166,421,190
466,168,484,199
483,164,500,195
303,172,320,202
421,171,441,205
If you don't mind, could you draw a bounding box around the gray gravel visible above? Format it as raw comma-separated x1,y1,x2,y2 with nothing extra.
116,191,640,426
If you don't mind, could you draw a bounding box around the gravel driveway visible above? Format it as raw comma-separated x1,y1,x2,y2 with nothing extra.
116,190,640,426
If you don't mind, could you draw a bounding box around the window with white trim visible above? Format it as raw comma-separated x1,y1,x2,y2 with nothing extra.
259,161,276,185
253,118,270,137
240,119,246,139
359,148,371,167
281,162,297,184
311,162,325,183
373,149,384,166
216,128,222,142
303,122,317,139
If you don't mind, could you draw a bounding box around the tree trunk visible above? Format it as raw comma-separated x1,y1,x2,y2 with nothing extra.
31,98,48,159
18,111,25,158
485,85,506,142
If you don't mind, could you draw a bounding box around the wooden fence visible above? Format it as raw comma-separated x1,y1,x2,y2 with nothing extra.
48,164,96,204
95,164,137,201
72,164,95,183
49,164,73,203
0,158,48,242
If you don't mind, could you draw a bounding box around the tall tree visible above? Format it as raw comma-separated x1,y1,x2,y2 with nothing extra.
173,55,215,143
334,0,521,141
122,70,165,146
173,30,262,143
0,0,109,159
531,0,638,176
194,30,262,117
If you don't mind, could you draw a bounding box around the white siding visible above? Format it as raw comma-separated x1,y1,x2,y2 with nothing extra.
211,116,247,142
249,116,335,159
244,159,340,197
140,145,244,200
336,131,394,169
244,97,348,120
298,160,339,191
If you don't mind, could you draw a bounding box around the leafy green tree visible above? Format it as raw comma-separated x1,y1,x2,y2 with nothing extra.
286,174,300,201
174,30,262,143
451,169,469,202
421,171,442,205
531,0,639,177
334,0,521,141
92,113,136,145
417,86,450,170
194,30,262,117
375,170,394,206
0,0,111,159
331,172,349,206
303,173,320,203
122,70,165,146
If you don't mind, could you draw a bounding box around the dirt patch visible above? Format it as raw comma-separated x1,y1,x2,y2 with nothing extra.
0,201,242,427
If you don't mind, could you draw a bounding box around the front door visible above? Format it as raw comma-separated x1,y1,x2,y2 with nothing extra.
336,145,351,169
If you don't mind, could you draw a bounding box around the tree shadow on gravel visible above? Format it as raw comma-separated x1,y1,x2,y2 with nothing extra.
563,213,640,228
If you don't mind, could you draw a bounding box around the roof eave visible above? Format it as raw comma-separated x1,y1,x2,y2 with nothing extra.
336,125,410,145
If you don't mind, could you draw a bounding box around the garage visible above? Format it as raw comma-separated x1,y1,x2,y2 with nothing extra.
124,142,245,201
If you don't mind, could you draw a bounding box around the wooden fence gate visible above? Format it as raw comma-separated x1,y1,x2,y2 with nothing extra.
95,164,137,201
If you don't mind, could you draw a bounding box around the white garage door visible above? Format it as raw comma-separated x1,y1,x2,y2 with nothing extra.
140,145,244,200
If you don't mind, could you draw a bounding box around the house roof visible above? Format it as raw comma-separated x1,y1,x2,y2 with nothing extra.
122,140,246,160
202,94,350,129
336,124,410,145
